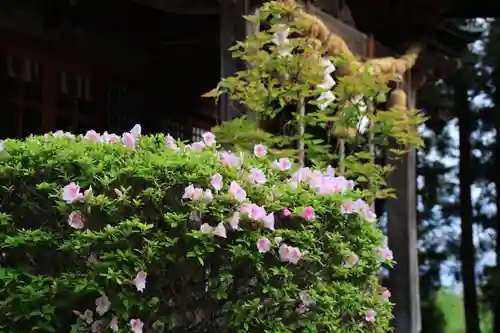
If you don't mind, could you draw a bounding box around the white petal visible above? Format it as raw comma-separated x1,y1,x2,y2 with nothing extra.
214,222,227,238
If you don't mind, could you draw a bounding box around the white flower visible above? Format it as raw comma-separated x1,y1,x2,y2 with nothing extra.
200,223,214,234
83,186,93,203
133,271,147,292
91,319,103,333
322,57,336,74
364,309,377,322
317,73,335,90
200,222,227,238
95,295,111,316
317,91,335,110
202,189,213,203
109,316,119,331
0,141,4,152
81,309,94,324
230,212,240,230
130,124,142,139
357,116,370,134
272,24,289,45
214,222,227,238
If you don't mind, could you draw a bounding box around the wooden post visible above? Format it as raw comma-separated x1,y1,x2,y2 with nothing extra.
387,74,421,333
218,0,248,122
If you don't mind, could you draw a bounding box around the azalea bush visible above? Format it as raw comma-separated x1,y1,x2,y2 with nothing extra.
0,125,393,333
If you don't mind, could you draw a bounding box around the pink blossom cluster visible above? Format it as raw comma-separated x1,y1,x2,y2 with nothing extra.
287,166,354,196
54,126,391,327
341,199,377,222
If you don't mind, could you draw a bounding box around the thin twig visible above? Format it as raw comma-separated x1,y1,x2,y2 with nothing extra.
297,96,305,166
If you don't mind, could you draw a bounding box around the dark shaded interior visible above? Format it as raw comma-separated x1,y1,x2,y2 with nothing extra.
0,0,220,140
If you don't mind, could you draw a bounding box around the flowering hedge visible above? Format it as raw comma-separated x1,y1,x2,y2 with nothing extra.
0,125,393,333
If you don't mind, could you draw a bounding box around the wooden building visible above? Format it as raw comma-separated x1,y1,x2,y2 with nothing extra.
0,0,497,333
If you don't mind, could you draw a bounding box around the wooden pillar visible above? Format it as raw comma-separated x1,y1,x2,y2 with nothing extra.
219,0,260,122
387,75,421,333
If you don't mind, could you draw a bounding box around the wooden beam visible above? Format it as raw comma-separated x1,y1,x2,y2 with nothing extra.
386,76,421,333
130,0,218,15
219,0,257,122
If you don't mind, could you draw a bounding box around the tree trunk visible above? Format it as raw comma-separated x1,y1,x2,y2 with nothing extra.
456,68,481,333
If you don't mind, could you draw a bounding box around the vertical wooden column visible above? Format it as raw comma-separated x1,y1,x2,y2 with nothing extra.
387,74,421,333
218,0,254,122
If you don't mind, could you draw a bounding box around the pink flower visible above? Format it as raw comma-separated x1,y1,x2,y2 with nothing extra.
130,124,142,139
102,131,120,144
191,141,206,152
228,181,246,201
279,244,291,262
288,247,302,264
341,200,354,214
257,237,271,253
211,174,223,191
62,182,83,204
272,157,292,171
95,295,111,316
279,244,302,264
283,208,291,217
220,151,240,168
253,144,267,157
230,212,240,230
182,185,203,201
291,167,311,183
326,165,335,177
301,206,315,220
202,132,216,146
130,318,144,333
133,271,147,292
381,288,391,302
122,132,136,148
376,247,393,261
68,211,86,229
364,309,377,322
248,168,266,184
343,252,359,268
84,130,101,142
239,203,265,220
109,316,119,331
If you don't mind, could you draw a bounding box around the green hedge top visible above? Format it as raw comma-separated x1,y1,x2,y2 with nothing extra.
0,126,393,333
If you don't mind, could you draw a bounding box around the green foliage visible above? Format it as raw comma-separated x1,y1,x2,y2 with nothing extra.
0,132,393,333
207,0,427,203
